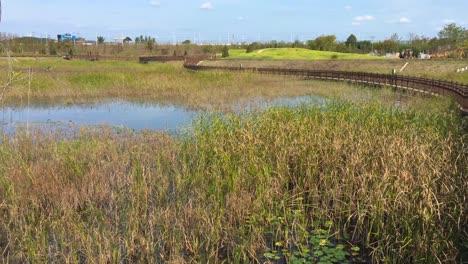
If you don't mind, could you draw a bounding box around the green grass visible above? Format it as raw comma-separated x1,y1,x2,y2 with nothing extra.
0,58,168,71
0,57,466,263
0,102,466,262
225,48,386,61
207,58,468,84
1,58,448,112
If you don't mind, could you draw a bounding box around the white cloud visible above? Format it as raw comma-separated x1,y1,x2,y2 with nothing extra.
200,2,214,10
237,16,245,21
354,15,375,22
149,1,160,7
344,5,352,11
442,19,455,24
352,15,374,26
399,17,411,23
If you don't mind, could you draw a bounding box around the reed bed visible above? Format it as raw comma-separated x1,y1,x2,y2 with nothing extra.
0,102,466,263
0,60,455,115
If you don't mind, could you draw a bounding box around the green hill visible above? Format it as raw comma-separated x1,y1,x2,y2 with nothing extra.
225,48,385,60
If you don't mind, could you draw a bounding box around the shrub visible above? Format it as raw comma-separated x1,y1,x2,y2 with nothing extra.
222,45,229,58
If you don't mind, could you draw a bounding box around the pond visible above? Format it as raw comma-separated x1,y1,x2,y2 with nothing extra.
0,96,326,134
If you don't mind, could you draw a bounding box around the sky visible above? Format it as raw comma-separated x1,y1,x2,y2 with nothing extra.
0,0,467,43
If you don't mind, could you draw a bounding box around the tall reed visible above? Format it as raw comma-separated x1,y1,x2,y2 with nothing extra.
0,102,466,262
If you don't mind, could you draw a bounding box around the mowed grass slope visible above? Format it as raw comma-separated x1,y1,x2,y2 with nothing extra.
226,48,385,60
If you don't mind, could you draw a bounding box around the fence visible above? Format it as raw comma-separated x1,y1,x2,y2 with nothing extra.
184,64,468,115
65,54,135,61
139,55,217,64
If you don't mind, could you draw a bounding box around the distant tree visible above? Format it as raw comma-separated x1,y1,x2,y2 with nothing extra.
389,33,401,43
412,47,421,58
269,40,278,48
48,42,57,55
146,38,155,52
182,40,191,45
314,35,336,51
406,33,431,54
438,23,467,47
221,45,229,58
306,40,317,50
408,32,419,43
292,39,303,48
203,45,214,54
345,34,357,48
381,39,398,53
246,42,259,53
97,36,105,45
357,40,372,52
334,43,348,53
173,50,177,56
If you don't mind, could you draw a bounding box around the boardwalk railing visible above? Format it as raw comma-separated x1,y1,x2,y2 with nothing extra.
184,64,468,114
139,56,186,63
64,54,135,61
139,55,217,64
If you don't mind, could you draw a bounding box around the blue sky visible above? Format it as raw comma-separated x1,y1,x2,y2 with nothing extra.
1,0,467,43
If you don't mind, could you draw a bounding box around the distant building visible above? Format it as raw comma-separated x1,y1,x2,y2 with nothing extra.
83,40,97,46
57,33,76,43
75,37,86,44
114,36,133,44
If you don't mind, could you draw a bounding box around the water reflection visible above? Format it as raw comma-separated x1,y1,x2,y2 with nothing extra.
1,96,326,134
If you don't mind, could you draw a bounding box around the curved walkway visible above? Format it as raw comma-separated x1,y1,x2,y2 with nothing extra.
184,63,468,115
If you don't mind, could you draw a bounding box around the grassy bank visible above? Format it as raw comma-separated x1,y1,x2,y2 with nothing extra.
224,48,384,61
0,59,453,113
208,58,468,84
0,59,321,109
0,102,466,263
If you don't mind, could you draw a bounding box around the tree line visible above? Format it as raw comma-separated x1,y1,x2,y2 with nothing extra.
242,23,468,58
1,23,467,58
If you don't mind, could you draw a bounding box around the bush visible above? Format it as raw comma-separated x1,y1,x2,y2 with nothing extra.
246,42,259,53
221,45,229,58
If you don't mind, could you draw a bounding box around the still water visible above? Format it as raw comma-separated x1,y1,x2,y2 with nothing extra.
1,96,325,134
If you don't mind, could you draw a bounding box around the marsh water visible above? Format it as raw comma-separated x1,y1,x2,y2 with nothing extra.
1,96,326,134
